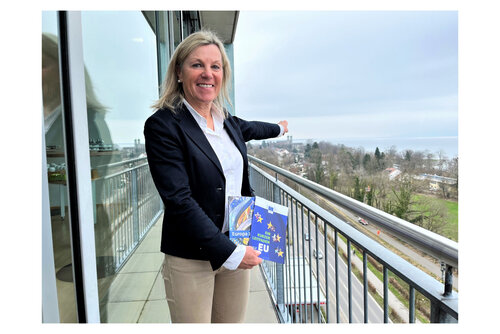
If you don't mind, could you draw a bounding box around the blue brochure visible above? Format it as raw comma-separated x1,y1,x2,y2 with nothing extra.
228,196,255,246
249,197,289,264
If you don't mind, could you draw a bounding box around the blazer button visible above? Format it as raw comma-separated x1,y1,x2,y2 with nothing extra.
216,187,223,191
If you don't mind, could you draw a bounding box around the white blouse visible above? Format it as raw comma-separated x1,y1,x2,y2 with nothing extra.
183,100,246,269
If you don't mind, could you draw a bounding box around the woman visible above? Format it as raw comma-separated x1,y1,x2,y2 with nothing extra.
144,30,288,323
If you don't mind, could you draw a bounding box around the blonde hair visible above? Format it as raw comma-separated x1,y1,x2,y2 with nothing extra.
152,30,232,116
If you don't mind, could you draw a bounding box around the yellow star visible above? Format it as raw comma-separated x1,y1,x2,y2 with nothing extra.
257,216,263,223
275,234,281,242
277,249,284,257
267,221,273,230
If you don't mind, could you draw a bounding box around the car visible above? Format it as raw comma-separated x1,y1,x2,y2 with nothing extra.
313,249,323,259
357,217,368,226
304,233,310,241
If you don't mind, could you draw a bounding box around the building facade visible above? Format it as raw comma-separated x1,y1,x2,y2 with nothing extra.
42,10,239,323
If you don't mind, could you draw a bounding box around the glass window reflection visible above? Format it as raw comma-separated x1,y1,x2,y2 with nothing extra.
42,11,78,323
80,11,160,323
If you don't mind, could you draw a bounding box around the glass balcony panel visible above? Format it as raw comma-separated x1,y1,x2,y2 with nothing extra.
42,10,78,323
80,11,161,322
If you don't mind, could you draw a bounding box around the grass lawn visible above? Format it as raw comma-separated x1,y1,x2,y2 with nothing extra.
441,199,458,241
413,194,458,241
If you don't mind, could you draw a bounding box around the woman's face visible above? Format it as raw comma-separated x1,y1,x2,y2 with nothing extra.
178,44,223,111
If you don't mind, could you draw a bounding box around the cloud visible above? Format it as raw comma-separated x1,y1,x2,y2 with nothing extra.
234,11,458,145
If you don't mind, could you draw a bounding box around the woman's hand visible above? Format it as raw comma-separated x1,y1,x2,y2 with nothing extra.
238,246,263,269
278,120,288,134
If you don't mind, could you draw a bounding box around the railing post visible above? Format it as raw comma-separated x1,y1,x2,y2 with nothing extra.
429,263,457,323
131,169,139,243
248,162,253,192
363,251,368,323
273,176,288,322
383,266,389,323
409,286,415,323
444,264,453,296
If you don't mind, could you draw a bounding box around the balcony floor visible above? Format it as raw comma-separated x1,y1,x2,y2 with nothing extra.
104,214,278,323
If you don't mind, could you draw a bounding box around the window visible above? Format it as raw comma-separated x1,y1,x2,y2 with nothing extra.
80,11,161,322
42,11,78,322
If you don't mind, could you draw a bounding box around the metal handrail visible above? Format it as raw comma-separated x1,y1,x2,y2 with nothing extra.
248,155,458,269
98,162,150,181
249,160,458,322
94,156,148,171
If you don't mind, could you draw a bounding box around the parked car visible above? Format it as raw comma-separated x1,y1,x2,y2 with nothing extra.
313,249,323,259
357,217,369,226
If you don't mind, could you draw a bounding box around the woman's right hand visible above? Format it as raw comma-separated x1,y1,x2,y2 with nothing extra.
238,246,263,269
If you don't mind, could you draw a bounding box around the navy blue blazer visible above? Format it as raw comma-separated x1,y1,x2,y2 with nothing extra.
144,104,280,270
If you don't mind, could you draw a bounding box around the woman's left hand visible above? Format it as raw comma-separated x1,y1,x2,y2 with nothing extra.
278,120,288,134
238,246,263,269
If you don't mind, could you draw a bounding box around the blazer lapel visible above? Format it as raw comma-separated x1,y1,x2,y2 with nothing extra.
224,119,246,160
175,105,224,176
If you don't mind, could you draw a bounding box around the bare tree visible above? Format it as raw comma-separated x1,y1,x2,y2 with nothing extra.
412,196,449,235
436,149,448,173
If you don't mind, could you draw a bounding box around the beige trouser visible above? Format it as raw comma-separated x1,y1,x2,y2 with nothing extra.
162,254,251,323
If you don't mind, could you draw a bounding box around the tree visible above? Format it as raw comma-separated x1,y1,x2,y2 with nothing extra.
350,149,363,171
363,153,371,171
365,184,374,206
436,150,448,173
412,197,449,235
314,163,324,184
424,152,435,172
311,149,324,184
329,170,339,190
374,147,383,168
305,142,324,185
353,176,365,202
401,149,417,172
448,157,458,196
389,177,416,220
338,146,354,174
304,143,312,159
404,150,412,161
384,145,398,168
375,147,381,162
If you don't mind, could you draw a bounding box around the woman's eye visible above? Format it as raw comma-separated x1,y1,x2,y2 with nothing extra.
212,65,221,70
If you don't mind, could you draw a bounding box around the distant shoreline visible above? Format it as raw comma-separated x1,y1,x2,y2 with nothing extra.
250,136,458,158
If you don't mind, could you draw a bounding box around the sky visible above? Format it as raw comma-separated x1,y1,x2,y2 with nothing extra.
41,10,458,157
233,11,458,157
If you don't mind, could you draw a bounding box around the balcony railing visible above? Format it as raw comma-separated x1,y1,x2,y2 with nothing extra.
248,155,458,323
93,158,163,274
